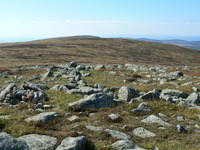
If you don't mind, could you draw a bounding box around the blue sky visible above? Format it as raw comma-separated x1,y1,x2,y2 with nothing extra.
0,0,200,41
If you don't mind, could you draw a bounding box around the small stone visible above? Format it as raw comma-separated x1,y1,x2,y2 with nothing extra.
85,125,103,131
104,129,131,140
141,115,171,126
133,127,156,138
177,124,187,133
68,115,80,122
108,113,122,122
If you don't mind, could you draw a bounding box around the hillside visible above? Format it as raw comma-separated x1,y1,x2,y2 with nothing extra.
0,36,200,68
137,38,200,50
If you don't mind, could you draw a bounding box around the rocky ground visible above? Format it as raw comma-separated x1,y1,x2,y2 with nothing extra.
0,61,200,150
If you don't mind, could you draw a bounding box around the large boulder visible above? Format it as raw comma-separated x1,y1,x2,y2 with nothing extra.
56,136,86,150
25,112,59,124
19,134,57,150
0,132,29,150
118,86,139,101
68,93,119,110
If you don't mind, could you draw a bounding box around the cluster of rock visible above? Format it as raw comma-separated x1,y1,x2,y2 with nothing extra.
0,81,48,105
0,132,88,150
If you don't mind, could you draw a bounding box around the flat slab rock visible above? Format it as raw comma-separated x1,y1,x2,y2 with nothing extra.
104,129,131,140
18,134,57,150
85,125,103,131
111,140,146,150
56,136,86,150
0,132,29,150
24,112,59,124
141,115,171,126
133,127,156,138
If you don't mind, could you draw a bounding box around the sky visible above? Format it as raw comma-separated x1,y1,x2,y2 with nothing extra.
0,0,200,42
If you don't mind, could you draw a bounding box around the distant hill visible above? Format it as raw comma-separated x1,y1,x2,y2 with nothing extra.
0,35,200,68
137,38,200,50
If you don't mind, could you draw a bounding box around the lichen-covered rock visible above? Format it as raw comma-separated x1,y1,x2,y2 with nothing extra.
68,93,119,110
0,132,29,150
133,127,156,138
104,129,131,140
118,86,139,101
56,136,86,150
25,112,59,124
141,115,171,126
19,134,57,150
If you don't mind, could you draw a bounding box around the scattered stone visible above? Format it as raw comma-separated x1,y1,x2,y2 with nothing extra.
68,115,80,122
95,64,105,70
111,140,145,150
85,125,103,131
118,86,139,101
104,129,131,140
133,127,156,138
69,61,78,68
56,136,86,150
25,112,59,124
34,103,44,110
22,81,42,91
19,134,57,150
141,115,171,126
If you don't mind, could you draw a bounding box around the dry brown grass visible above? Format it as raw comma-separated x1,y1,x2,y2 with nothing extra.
0,37,200,68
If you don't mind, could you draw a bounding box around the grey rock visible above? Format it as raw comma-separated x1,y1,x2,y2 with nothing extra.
85,125,103,131
69,61,78,68
34,103,44,110
111,140,145,150
25,112,59,124
133,127,156,138
186,92,200,105
139,89,160,100
160,89,186,100
0,83,16,102
82,72,91,77
22,81,42,91
0,132,29,150
118,86,139,101
108,113,122,122
65,83,77,90
68,93,118,110
176,124,187,133
131,102,152,112
141,115,171,126
104,129,131,140
79,86,102,95
68,115,80,122
19,134,57,150
95,64,105,70
56,136,86,150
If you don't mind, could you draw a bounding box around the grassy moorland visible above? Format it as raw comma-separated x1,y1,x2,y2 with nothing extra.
0,36,200,68
0,64,200,149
